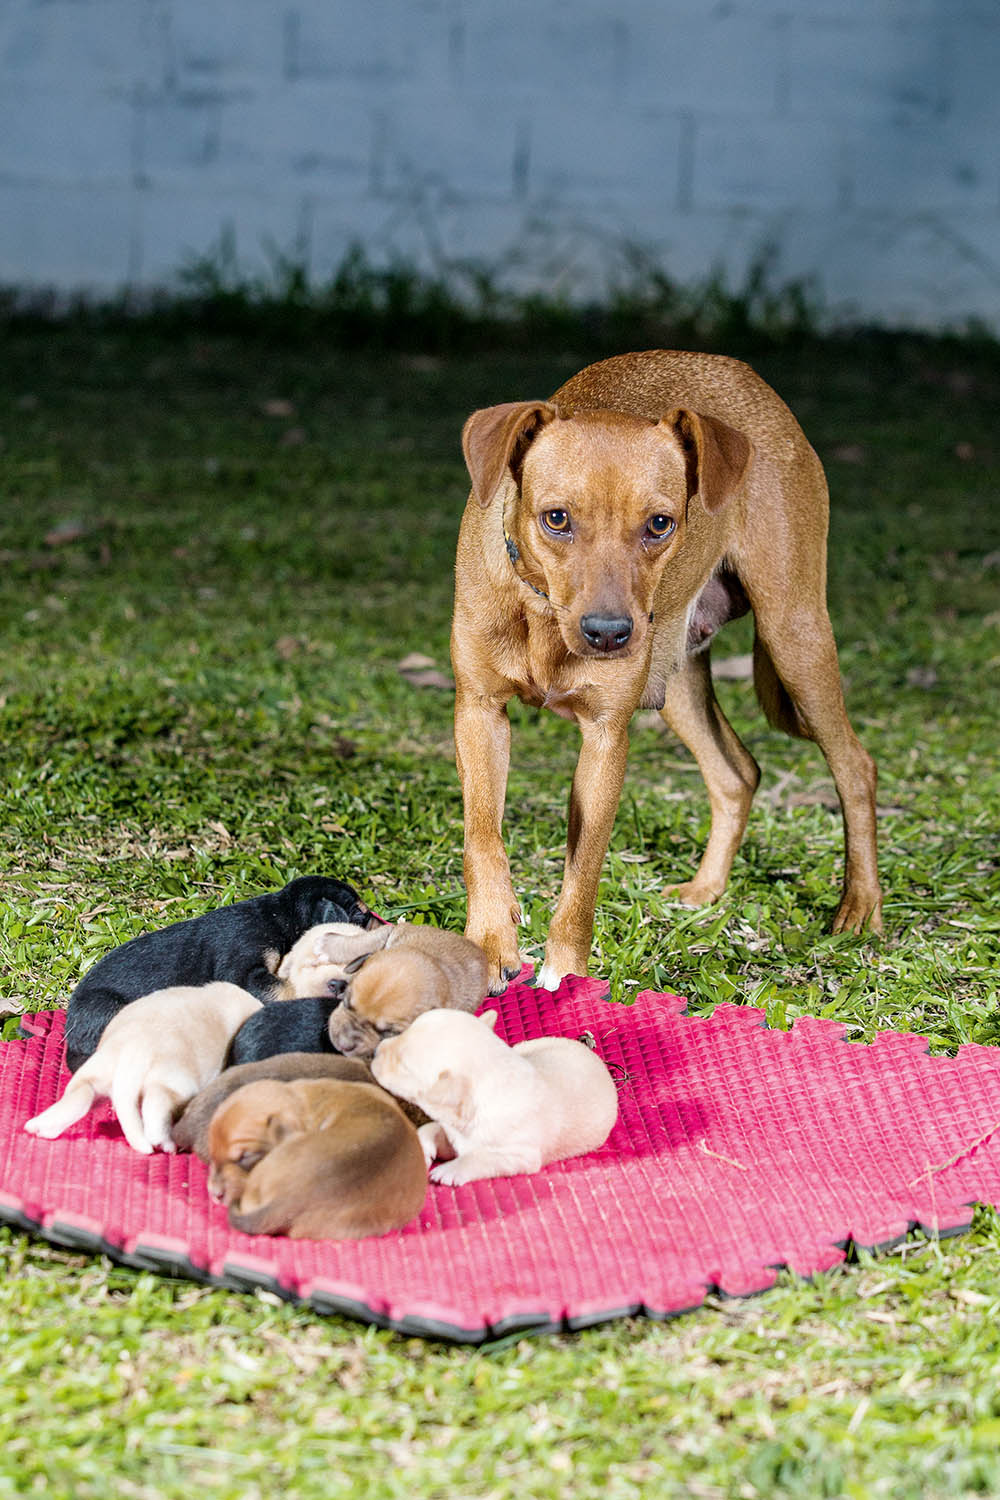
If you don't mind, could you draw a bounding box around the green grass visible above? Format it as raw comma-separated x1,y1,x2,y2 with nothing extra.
1,321,999,1498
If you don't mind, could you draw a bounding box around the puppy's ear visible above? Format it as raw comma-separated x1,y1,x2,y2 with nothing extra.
343,952,371,976
276,952,293,980
462,401,557,508
660,408,752,516
478,1010,499,1031
424,1069,475,1131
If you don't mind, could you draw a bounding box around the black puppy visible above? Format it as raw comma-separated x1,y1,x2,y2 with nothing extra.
227,995,344,1066
63,876,375,1072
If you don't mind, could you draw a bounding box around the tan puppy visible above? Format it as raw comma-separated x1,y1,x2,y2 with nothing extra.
208,1077,427,1239
24,982,262,1154
172,1051,375,1160
325,923,489,1059
453,351,882,992
372,1009,619,1185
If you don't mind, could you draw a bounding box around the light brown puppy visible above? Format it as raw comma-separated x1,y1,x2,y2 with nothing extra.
372,1009,619,1185
208,1077,427,1239
325,923,489,1059
454,350,882,992
24,982,262,1154
173,1051,375,1160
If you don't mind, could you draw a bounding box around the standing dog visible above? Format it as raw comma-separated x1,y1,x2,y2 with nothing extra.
453,350,882,992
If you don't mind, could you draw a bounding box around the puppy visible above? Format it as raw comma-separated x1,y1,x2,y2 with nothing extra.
225,995,343,1067
274,920,388,998
371,1009,619,1185
325,924,489,1059
209,1078,427,1239
454,351,882,992
173,1051,375,1160
24,982,262,1154
63,875,374,1072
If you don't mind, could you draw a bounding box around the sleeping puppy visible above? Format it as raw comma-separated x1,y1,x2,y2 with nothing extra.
225,995,343,1067
371,1008,619,1185
24,982,262,1154
208,1077,427,1239
325,924,488,1059
63,875,374,1072
172,1051,375,1160
274,920,388,998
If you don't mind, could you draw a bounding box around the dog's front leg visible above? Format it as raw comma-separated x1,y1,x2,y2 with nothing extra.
537,715,630,990
455,683,522,994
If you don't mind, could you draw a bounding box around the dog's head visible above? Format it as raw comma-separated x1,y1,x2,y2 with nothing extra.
206,1079,307,1204
326,948,450,1060
462,401,752,661
371,1009,499,1127
277,921,388,996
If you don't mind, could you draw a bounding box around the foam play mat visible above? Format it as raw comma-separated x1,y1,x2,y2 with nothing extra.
4,974,1000,1342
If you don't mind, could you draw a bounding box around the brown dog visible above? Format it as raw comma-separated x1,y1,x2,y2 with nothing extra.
207,1077,427,1239
325,923,489,1059
454,350,882,992
172,1051,375,1160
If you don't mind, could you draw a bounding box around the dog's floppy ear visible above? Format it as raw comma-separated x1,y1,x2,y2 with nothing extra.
660,408,752,516
462,401,557,508
424,1069,475,1131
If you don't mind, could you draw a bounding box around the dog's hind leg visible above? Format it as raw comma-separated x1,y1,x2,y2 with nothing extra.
659,649,761,907
111,1067,153,1153
751,617,881,934
139,1081,187,1152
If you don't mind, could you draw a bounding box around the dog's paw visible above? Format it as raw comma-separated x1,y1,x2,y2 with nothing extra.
430,1157,480,1187
535,962,565,992
832,886,883,936
660,878,721,909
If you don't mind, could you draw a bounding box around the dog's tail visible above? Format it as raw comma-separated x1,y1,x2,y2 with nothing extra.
23,1075,97,1139
752,635,811,740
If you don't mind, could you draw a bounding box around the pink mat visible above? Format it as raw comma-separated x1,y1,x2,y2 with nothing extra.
4,974,1000,1342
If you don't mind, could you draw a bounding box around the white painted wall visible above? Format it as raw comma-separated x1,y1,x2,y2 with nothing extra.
1,0,998,329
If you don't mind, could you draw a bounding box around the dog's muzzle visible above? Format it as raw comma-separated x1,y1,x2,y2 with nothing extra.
579,612,633,653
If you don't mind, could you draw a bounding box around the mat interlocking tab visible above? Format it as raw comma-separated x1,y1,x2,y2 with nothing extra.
4,974,1000,1342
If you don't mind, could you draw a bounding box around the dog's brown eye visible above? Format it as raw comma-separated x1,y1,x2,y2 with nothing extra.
541,509,571,536
646,514,676,540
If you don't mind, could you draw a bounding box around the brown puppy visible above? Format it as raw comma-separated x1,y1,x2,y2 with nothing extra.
454,350,882,992
208,1078,427,1240
325,924,489,1059
173,1051,375,1160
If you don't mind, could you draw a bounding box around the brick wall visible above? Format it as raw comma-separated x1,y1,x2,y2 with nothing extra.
1,0,998,328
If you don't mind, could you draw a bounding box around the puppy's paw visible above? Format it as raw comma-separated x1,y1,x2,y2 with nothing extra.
430,1157,477,1187
535,963,565,992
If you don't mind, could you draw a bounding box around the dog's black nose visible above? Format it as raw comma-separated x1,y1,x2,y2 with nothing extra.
580,613,633,652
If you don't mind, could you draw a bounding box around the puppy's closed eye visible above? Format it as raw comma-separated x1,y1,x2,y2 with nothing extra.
236,1149,267,1171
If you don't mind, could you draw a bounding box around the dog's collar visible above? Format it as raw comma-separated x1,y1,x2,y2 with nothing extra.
503,519,550,602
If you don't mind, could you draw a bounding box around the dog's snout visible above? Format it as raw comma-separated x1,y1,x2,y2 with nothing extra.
580,613,633,653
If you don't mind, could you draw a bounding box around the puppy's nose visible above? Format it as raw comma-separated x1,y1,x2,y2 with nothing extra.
580,613,633,652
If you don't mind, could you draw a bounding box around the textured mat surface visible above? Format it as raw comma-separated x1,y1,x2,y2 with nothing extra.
4,974,1000,1342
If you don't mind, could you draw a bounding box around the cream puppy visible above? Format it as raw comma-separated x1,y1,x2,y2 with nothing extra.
371,1009,619,1185
275,921,387,997
24,981,262,1154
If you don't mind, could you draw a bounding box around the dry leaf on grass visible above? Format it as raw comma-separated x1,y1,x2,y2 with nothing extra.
397,653,454,691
